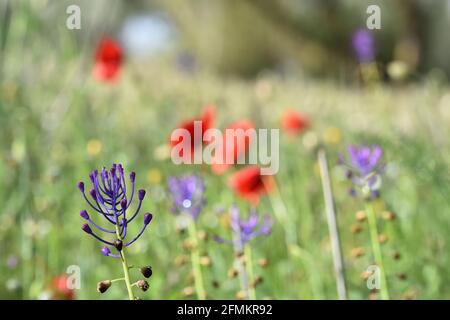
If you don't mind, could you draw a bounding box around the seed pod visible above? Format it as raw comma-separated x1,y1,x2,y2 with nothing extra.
258,258,269,268
252,276,264,287
211,280,220,289
351,224,363,234
137,279,149,292
140,266,152,278
397,273,407,281
390,251,401,260
199,255,212,267
378,234,388,244
227,268,239,278
236,290,247,300
183,239,194,251
97,280,112,293
355,211,366,222
197,230,209,241
382,211,396,221
182,286,195,297
175,255,188,267
114,239,123,251
350,247,365,258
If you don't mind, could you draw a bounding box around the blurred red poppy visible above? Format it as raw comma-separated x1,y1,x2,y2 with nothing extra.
281,110,309,136
92,38,123,82
170,106,215,161
51,275,75,300
228,166,273,204
212,120,255,175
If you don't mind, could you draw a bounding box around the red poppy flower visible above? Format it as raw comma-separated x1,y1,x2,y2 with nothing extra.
212,120,255,175
51,275,75,300
92,38,123,82
170,106,215,161
281,110,309,136
228,166,274,204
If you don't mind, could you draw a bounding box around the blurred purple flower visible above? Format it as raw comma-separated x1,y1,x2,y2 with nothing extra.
352,29,375,63
215,206,272,250
168,175,205,219
78,164,153,257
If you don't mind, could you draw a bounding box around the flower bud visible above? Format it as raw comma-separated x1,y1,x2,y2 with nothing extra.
120,199,127,211
114,239,123,251
144,213,153,225
89,189,97,199
137,279,149,292
101,246,110,256
77,182,85,192
80,210,89,220
138,189,146,201
97,280,111,293
130,172,136,182
82,224,92,234
140,266,152,278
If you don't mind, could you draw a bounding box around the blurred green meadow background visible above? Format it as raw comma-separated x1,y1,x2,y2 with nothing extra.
0,0,449,300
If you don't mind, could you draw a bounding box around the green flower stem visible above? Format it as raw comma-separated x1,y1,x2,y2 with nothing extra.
115,224,135,300
187,218,206,300
110,277,125,283
365,201,390,300
244,244,256,300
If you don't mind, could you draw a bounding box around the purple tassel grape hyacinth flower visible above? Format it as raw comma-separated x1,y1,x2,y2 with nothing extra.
78,164,153,300
339,144,384,199
168,175,206,220
352,28,375,63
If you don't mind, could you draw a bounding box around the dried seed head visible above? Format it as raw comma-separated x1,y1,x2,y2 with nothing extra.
113,239,123,251
378,234,388,244
228,268,239,278
182,286,195,297
137,279,149,292
351,224,363,234
258,258,269,268
236,290,247,300
97,280,112,293
197,230,209,241
355,211,366,222
140,266,152,278
350,247,365,258
199,255,212,267
382,211,396,221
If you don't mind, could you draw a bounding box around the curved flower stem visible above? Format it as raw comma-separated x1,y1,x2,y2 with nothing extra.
244,244,256,300
365,201,390,300
115,225,135,300
187,218,206,300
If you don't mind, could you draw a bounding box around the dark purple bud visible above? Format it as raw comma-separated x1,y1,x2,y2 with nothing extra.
130,172,136,182
137,279,149,292
120,199,127,211
138,189,146,201
77,182,85,192
90,189,97,199
101,246,110,256
80,210,89,220
82,224,92,234
97,280,111,293
144,213,153,225
140,266,153,278
114,239,123,251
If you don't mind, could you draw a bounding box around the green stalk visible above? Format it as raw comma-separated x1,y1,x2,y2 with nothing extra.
365,201,390,300
115,225,135,300
187,218,206,300
244,245,256,300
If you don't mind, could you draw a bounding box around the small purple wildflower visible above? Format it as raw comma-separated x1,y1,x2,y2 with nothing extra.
78,164,153,257
215,206,272,250
340,144,385,197
167,175,206,220
352,28,375,63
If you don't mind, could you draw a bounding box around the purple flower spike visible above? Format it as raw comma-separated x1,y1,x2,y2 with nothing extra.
216,206,272,250
78,164,153,257
168,175,206,220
